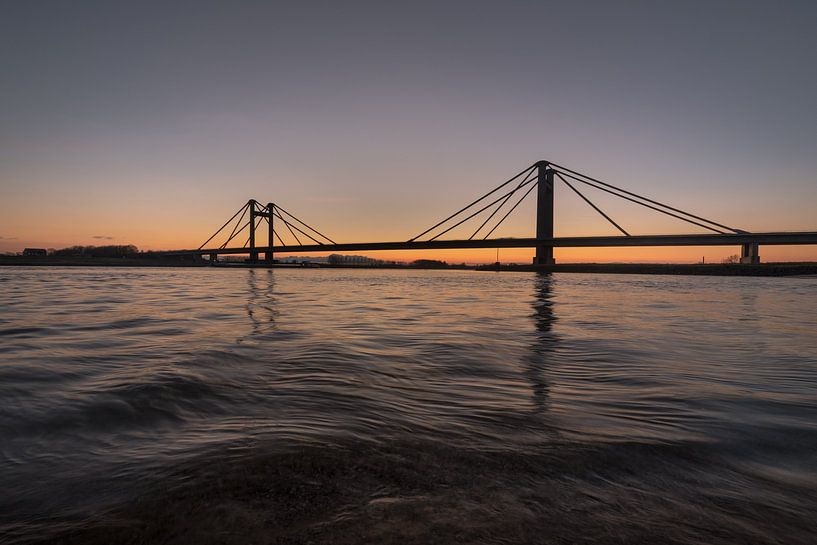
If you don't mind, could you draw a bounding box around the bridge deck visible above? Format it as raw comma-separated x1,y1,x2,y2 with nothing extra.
162,231,817,256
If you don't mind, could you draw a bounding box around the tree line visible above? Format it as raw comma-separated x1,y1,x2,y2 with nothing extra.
49,245,140,258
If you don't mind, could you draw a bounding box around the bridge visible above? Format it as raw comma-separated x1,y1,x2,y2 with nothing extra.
164,160,817,265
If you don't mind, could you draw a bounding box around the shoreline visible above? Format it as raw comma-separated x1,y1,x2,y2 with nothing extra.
475,262,817,277
2,256,817,276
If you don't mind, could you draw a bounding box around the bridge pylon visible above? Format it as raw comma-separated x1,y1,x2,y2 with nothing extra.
266,202,274,263
248,199,258,262
248,201,277,263
534,161,555,265
196,199,337,263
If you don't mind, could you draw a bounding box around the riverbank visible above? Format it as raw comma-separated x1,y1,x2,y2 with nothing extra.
0,256,462,269
477,262,817,277
0,256,208,267
3,256,817,276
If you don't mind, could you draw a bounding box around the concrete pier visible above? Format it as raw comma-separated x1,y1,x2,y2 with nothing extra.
740,242,760,264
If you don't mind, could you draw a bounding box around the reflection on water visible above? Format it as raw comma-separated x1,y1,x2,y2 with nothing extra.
244,269,277,338
1,267,816,544
525,273,556,413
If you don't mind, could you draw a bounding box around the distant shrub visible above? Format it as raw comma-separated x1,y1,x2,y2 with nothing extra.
722,254,740,264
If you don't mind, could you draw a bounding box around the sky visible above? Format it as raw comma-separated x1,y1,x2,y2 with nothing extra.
1,0,816,263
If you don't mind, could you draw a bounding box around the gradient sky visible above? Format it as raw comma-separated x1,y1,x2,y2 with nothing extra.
2,0,816,263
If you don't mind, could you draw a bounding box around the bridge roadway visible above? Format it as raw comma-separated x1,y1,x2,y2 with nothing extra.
163,231,817,257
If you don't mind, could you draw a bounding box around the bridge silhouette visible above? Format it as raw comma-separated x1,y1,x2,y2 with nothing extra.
165,160,817,265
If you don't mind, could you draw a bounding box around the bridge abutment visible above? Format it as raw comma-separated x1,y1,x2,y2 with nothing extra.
534,161,556,265
740,242,760,264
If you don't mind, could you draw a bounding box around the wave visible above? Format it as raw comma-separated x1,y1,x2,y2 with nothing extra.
7,435,817,545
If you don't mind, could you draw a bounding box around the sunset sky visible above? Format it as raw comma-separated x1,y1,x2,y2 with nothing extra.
2,1,816,263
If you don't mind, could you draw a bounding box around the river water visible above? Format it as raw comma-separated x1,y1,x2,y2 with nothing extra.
1,267,816,544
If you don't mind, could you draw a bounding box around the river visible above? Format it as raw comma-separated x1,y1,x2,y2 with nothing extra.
1,267,816,544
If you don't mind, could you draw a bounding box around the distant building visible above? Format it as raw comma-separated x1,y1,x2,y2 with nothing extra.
276,256,330,264
22,248,47,257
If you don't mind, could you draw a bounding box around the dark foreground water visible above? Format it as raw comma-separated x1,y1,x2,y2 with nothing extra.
1,267,816,544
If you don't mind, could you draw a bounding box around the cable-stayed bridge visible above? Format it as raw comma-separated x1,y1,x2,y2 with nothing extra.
163,160,817,264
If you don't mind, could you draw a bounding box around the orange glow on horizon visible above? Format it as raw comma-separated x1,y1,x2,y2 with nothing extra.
2,173,816,263
4,228,817,264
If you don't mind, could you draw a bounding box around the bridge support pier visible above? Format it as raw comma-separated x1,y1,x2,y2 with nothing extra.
534,161,555,265
740,242,760,264
209,253,218,263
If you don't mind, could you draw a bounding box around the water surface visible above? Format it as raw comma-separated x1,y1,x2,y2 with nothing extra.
1,267,816,543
